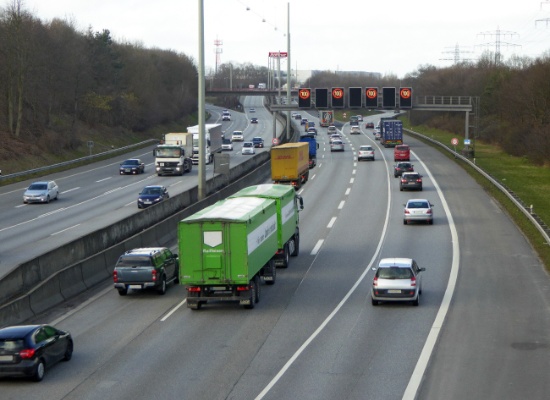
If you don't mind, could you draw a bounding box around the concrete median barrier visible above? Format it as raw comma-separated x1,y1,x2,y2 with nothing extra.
29,275,64,316
59,264,87,300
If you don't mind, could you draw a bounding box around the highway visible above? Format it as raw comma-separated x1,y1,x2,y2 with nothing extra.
0,106,549,399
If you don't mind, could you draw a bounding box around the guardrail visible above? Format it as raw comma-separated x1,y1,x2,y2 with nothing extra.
405,128,550,245
0,139,158,183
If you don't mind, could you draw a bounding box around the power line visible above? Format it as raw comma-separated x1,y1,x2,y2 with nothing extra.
477,26,520,64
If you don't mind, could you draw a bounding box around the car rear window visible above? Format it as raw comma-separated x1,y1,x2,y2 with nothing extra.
117,256,152,267
0,339,25,351
396,146,409,151
378,267,413,279
408,201,429,208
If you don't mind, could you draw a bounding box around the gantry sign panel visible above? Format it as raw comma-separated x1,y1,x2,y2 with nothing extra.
331,87,345,108
382,87,396,108
399,87,412,109
298,88,311,108
315,88,328,108
365,87,378,108
349,87,362,108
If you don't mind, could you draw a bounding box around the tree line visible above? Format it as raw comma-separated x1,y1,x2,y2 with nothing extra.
1,1,549,166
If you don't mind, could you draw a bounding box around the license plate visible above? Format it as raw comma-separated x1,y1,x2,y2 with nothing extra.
129,285,142,289
414,211,423,214
212,286,226,291
0,355,14,362
388,289,402,294
144,201,152,204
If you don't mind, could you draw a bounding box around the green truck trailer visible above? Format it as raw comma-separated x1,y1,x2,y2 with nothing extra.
230,184,303,268
179,196,279,310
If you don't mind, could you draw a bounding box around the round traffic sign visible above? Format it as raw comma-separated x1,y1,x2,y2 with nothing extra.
272,138,280,146
451,137,459,146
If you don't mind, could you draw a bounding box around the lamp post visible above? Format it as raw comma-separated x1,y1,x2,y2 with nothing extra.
286,2,291,140
198,0,206,200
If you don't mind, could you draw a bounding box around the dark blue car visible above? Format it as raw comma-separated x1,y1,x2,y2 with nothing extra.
137,185,169,208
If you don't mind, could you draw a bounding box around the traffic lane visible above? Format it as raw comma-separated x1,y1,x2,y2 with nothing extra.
228,143,452,399
410,138,550,398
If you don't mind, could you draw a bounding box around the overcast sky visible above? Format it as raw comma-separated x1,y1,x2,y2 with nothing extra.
16,0,550,78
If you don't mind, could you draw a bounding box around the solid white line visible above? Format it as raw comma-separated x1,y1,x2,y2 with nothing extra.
51,224,80,236
310,239,324,255
62,187,80,194
327,217,337,228
161,298,187,321
338,201,345,210
96,177,112,183
402,152,460,399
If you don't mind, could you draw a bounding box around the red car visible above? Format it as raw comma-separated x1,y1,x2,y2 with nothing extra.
365,122,375,129
394,144,410,161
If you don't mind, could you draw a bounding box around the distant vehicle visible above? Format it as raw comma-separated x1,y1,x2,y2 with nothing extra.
222,137,233,151
137,185,169,209
249,108,256,113
231,131,244,142
113,247,179,296
350,115,359,126
330,133,343,142
365,122,375,129
252,137,264,148
242,142,255,155
327,125,337,134
0,324,73,381
294,113,302,120
250,117,258,124
301,118,308,125
23,181,59,204
400,172,423,191
394,144,411,161
222,110,231,121
330,140,344,152
403,198,434,225
350,126,361,135
358,145,375,161
307,127,318,136
394,162,414,177
119,159,145,175
371,258,425,306
356,115,363,122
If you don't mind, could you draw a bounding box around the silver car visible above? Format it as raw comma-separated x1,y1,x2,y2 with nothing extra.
330,140,344,152
358,145,375,161
23,181,59,204
242,142,255,155
371,258,425,306
403,198,434,225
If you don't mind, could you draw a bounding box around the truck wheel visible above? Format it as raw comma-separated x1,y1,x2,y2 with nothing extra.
118,286,128,296
244,278,257,309
290,232,300,257
254,275,261,303
188,301,202,310
157,276,167,295
265,260,276,285
281,243,290,268
187,161,192,173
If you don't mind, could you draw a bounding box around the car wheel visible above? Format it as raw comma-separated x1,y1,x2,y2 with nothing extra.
412,296,419,306
33,359,46,382
46,195,50,204
371,298,378,306
428,219,433,225
188,301,202,310
400,187,403,191
63,340,74,361
157,275,167,295
118,286,128,296
403,220,407,225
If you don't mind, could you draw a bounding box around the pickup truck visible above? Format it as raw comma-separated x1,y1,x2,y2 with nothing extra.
113,247,179,296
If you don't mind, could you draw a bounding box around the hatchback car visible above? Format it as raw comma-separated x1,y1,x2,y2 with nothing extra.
403,198,434,225
249,108,256,113
365,122,375,129
400,172,423,191
222,137,233,151
0,324,73,381
394,144,411,161
394,162,414,177
119,159,145,175
250,117,258,124
242,142,255,155
330,134,343,142
358,145,375,161
23,181,59,204
330,140,344,152
231,131,244,142
371,258,425,306
327,125,337,134
350,126,361,135
137,185,169,209
252,137,264,148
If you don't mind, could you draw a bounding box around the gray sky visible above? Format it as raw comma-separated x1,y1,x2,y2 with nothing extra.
17,0,550,78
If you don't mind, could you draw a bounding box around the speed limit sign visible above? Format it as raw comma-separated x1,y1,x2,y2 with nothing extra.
451,138,459,146
272,138,280,146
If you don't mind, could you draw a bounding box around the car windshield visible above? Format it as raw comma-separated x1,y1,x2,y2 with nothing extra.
28,183,47,190
123,160,138,165
378,267,413,279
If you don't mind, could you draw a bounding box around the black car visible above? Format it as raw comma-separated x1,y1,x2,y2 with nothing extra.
394,162,414,178
120,159,145,175
137,185,169,208
252,137,264,148
250,117,258,124
0,324,73,381
400,172,423,191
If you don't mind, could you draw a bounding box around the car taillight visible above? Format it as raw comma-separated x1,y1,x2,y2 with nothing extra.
401,179,406,183
19,348,36,359
113,270,118,283
373,276,378,287
152,269,157,281
405,209,410,214
410,276,417,287
427,209,432,214
417,178,422,182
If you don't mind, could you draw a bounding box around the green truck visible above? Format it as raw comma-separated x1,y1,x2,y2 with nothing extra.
230,184,303,268
179,196,280,310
